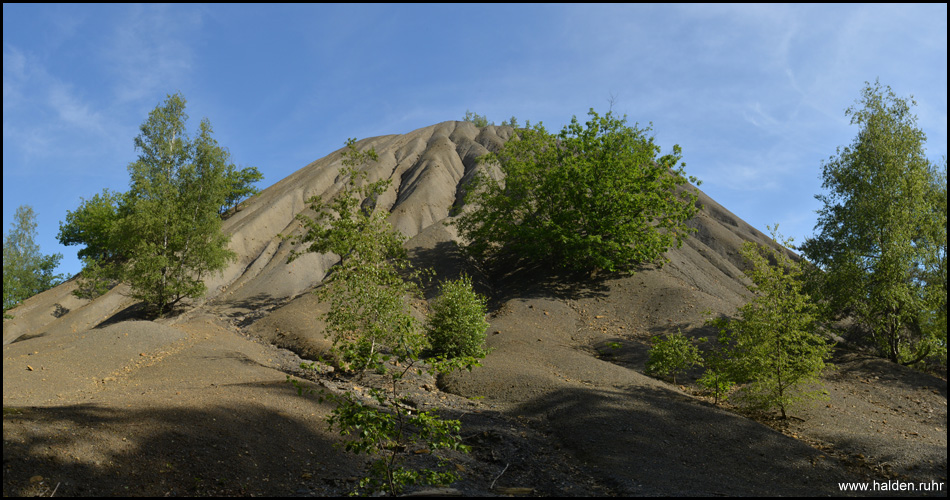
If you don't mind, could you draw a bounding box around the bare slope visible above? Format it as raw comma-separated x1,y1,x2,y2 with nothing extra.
3,121,510,345
4,120,946,496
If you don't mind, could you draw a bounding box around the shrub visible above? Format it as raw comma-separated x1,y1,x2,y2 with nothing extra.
287,139,478,495
425,275,490,359
463,110,492,127
456,108,700,274
646,331,704,384
696,348,735,405
708,227,833,419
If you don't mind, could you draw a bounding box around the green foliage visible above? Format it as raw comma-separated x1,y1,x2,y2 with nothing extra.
455,108,701,273
646,330,704,385
288,139,485,495
57,189,126,263
500,116,519,128
696,347,735,405
58,189,128,299
709,227,833,419
313,370,469,496
462,110,492,127
222,164,263,215
425,275,490,359
57,92,259,316
800,80,947,365
72,256,116,300
289,139,424,372
3,205,64,314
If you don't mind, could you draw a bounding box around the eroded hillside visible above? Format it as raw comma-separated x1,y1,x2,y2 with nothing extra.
4,121,945,497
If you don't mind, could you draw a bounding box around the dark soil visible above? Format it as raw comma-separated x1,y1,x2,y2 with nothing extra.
4,286,946,497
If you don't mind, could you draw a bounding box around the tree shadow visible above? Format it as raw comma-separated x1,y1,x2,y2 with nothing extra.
406,240,481,301
94,294,207,329
2,383,359,497
487,259,623,308
506,383,854,496
828,349,948,399
407,240,635,309
93,301,150,329
218,292,294,328
51,304,70,318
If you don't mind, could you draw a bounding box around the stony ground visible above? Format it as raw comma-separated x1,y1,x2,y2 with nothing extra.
4,276,946,497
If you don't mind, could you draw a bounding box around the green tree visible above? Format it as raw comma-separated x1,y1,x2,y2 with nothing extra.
58,92,258,316
800,80,947,365
58,188,128,299
456,109,700,273
425,274,490,359
500,116,519,128
645,330,704,385
709,228,832,419
57,189,126,264
289,139,425,371
696,347,735,405
920,158,947,363
221,163,263,215
287,139,481,495
3,205,64,313
463,110,492,127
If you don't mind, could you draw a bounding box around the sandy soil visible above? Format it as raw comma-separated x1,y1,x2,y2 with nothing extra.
3,121,946,496
4,274,946,497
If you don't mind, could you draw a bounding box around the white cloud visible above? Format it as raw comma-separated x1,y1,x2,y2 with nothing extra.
743,102,780,131
47,82,107,135
2,43,122,168
2,43,29,109
104,4,201,104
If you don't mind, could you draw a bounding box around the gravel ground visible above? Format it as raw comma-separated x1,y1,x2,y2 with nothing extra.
4,288,946,497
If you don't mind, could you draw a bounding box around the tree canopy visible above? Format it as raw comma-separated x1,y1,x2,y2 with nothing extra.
456,109,700,273
58,92,262,316
463,110,492,127
3,205,64,313
286,140,482,494
800,80,947,365
709,229,832,419
287,139,425,371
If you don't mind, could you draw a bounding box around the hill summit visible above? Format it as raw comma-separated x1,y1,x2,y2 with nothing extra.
3,121,946,496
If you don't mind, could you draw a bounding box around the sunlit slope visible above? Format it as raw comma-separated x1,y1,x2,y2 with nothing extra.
4,120,778,344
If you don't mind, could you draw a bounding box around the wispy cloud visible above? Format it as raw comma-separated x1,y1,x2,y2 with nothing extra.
104,4,201,104
47,82,107,135
2,43,29,110
2,44,127,176
743,102,779,131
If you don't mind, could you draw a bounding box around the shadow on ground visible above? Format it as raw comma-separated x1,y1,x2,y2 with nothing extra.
508,383,857,496
2,383,359,497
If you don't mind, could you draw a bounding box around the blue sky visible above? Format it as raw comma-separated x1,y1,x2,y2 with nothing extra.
4,4,947,279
